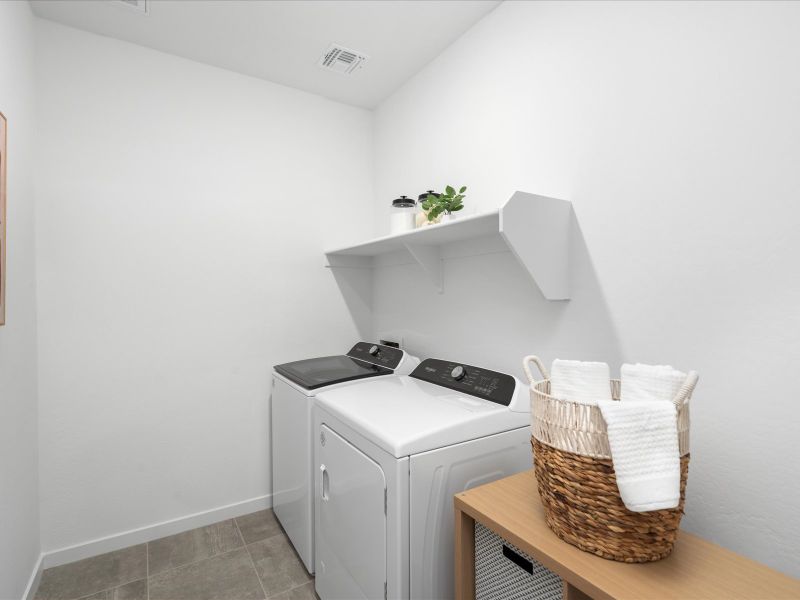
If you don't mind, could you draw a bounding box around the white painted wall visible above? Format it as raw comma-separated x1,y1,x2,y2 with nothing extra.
0,1,41,597
34,20,374,555
373,0,800,577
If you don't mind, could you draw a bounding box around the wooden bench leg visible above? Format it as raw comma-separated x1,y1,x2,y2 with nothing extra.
564,582,593,600
455,506,476,600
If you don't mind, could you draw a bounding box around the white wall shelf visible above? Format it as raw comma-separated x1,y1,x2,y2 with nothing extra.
325,191,572,300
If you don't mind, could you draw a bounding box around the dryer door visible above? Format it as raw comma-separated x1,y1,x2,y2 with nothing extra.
317,425,386,600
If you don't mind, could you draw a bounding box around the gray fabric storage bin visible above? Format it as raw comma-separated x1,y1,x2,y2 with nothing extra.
475,522,563,600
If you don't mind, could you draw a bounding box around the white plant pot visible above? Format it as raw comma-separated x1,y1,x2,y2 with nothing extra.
440,213,457,223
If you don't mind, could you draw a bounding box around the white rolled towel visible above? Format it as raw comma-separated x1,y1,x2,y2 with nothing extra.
620,363,686,404
598,399,681,512
550,359,612,405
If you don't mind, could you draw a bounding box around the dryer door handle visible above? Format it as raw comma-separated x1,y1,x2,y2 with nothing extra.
320,464,330,501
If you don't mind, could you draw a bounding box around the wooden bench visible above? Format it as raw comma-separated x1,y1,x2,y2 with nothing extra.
455,470,800,600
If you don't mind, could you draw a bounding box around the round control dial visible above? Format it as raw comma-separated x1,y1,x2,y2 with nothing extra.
369,345,381,356
451,365,467,381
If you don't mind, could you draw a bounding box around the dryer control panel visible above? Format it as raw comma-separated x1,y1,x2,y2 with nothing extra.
409,358,518,406
347,342,405,370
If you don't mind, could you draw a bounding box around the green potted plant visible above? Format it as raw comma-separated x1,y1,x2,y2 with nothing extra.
422,185,466,223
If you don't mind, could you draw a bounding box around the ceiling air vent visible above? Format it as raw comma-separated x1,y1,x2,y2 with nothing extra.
318,44,368,75
112,0,148,14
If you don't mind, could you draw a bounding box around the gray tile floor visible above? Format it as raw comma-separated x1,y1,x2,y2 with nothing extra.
34,509,316,600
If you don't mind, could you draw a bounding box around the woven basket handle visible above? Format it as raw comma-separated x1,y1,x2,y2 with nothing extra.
673,371,699,408
522,355,549,383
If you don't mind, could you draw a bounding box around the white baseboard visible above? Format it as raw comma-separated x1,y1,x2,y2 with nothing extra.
42,494,272,569
22,553,43,600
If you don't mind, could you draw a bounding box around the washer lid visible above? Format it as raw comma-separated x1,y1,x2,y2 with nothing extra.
315,375,529,458
273,342,409,390
274,355,390,390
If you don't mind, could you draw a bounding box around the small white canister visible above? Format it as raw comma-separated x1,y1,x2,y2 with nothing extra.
390,195,416,235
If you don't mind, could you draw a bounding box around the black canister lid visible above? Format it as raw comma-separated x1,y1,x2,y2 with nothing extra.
418,189,440,202
392,195,416,208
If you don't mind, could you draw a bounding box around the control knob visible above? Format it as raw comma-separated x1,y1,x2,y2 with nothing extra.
451,365,467,381
369,345,381,356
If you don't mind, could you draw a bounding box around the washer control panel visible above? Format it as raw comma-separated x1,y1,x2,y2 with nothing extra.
347,342,404,370
409,358,517,406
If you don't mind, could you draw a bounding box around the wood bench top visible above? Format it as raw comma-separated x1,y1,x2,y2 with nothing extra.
455,470,800,600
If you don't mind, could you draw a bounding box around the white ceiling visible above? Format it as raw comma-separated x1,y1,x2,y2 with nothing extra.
30,0,500,108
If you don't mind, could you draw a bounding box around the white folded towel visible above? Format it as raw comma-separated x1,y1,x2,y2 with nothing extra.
620,363,687,404
550,359,612,405
598,399,681,512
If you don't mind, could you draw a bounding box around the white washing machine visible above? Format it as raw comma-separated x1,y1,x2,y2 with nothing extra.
313,358,531,600
272,342,419,574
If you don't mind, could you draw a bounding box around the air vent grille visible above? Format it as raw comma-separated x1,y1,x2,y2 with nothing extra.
113,0,148,14
318,44,368,75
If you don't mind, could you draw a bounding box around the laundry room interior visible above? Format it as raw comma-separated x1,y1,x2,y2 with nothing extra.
2,1,799,599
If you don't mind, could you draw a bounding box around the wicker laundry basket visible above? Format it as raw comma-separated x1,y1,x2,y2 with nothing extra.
523,355,698,563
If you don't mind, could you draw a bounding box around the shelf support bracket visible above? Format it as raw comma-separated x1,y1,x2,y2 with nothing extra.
404,243,443,293
499,191,572,300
